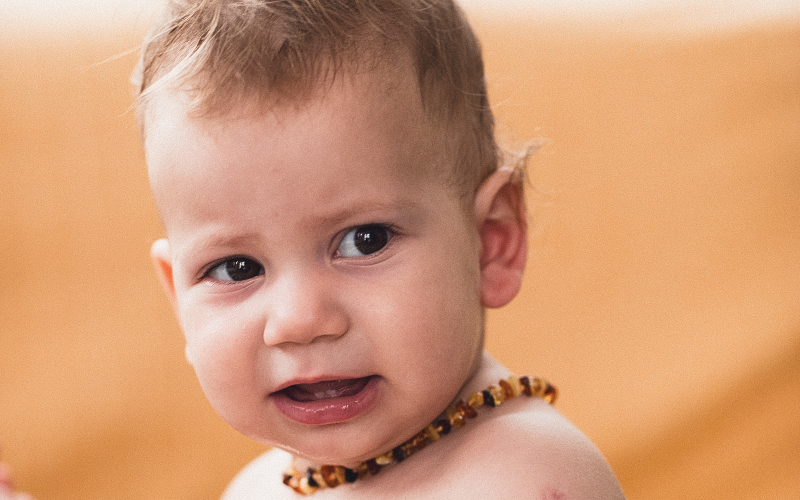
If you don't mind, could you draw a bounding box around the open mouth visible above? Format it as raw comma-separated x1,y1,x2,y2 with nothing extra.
272,376,381,425
281,377,372,402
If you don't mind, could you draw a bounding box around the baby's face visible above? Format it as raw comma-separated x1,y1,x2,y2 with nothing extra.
144,70,485,465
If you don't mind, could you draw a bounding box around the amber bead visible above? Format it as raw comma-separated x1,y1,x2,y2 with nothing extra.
319,465,339,487
489,385,505,406
411,431,428,450
343,467,359,483
446,406,466,428
468,391,484,408
314,472,328,489
306,470,320,488
435,418,452,435
456,399,478,419
530,377,544,396
375,451,394,466
498,379,515,400
355,463,370,479
543,381,557,403
402,443,416,458
333,466,346,485
365,458,381,476
298,477,317,495
481,389,495,407
422,423,440,443
286,476,302,494
392,446,407,463
519,376,532,396
283,474,294,487
508,375,523,397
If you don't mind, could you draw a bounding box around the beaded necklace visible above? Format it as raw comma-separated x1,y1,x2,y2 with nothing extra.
283,375,556,495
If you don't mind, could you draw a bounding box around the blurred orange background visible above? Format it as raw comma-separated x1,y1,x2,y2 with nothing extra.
1,3,798,499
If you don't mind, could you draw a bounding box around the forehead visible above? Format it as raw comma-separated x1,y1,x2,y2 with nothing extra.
144,67,452,235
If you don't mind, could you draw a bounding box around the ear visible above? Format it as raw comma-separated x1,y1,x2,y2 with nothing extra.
474,167,527,308
150,238,178,311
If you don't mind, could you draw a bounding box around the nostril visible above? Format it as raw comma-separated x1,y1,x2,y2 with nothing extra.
262,304,350,346
261,273,350,345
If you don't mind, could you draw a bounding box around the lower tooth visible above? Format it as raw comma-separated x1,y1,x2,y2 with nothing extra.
312,389,345,400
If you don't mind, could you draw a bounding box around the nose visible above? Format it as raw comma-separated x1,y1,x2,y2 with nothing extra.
262,269,349,346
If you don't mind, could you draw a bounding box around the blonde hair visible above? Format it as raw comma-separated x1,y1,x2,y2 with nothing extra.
133,0,501,193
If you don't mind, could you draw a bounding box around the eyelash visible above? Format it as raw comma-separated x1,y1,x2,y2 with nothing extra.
335,223,396,259
200,255,264,283
198,223,398,283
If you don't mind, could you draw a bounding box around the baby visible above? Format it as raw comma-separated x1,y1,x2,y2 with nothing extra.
134,0,625,498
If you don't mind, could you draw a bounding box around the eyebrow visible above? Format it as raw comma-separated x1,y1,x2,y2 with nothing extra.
176,232,264,264
306,198,424,229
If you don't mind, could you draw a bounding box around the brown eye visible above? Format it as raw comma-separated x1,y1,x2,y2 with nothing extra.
337,224,391,257
207,258,264,281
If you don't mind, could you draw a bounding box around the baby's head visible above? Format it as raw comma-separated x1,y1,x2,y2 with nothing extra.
134,0,500,197
137,0,528,466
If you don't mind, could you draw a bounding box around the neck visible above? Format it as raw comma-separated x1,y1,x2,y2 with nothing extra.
453,351,512,403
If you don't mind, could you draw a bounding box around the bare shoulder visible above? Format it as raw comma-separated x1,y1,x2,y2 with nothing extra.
221,448,295,500
219,401,625,500
449,398,626,500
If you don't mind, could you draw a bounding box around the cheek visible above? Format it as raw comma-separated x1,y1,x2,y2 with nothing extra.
366,241,483,367
419,228,484,364
177,296,264,393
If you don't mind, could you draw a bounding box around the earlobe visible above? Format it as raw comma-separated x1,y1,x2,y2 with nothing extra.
150,238,178,311
474,167,527,308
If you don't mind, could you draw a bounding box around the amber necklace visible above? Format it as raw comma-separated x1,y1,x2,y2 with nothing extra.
283,375,557,495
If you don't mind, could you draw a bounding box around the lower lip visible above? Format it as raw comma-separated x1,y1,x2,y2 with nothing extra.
271,376,381,426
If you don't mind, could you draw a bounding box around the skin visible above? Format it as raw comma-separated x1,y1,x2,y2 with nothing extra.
145,66,625,499
0,460,31,500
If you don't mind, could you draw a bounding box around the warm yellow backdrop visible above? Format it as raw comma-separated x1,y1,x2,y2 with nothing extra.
1,7,798,500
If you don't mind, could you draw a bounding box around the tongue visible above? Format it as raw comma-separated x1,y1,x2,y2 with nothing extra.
283,377,370,402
